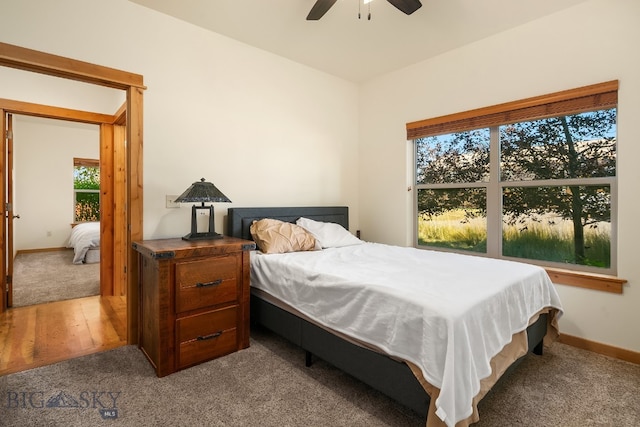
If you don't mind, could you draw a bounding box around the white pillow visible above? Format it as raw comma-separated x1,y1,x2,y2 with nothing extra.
296,217,363,248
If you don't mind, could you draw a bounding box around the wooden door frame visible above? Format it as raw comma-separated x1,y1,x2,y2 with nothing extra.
1,109,5,313
0,42,144,344
6,113,13,308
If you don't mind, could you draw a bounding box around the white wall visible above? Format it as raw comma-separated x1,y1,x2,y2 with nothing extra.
13,116,99,251
0,0,361,240
359,0,640,352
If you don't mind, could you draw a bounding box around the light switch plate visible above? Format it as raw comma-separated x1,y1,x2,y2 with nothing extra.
166,195,180,208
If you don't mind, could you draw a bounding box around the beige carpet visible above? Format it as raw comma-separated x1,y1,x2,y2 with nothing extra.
12,250,100,307
0,326,638,426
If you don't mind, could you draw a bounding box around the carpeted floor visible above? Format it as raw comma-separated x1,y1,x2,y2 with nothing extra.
12,250,100,307
1,326,638,427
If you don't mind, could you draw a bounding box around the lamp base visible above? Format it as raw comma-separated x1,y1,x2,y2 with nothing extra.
181,232,224,241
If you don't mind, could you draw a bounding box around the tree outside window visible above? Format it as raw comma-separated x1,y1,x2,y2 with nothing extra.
74,158,100,222
500,110,615,268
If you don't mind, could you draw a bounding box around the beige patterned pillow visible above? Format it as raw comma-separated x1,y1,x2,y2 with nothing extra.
250,218,318,254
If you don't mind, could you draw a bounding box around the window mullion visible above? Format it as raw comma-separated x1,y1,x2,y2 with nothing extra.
415,182,487,190
500,177,615,187
486,127,502,257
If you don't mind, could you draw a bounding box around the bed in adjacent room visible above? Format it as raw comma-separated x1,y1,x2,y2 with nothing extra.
228,206,563,427
67,221,100,264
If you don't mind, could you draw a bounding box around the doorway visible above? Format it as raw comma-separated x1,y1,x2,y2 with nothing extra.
7,112,116,307
0,42,144,346
2,101,128,305
11,114,100,307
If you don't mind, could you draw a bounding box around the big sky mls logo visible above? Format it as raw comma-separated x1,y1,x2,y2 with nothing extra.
4,390,121,420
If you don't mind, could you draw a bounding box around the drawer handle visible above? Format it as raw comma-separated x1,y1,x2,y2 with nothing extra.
197,331,222,341
196,279,222,288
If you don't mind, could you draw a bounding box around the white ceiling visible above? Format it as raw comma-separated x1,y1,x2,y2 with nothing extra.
129,0,589,83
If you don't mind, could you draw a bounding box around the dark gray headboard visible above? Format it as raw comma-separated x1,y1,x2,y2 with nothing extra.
227,206,349,241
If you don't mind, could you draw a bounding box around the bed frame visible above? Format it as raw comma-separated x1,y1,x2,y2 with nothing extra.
227,206,547,417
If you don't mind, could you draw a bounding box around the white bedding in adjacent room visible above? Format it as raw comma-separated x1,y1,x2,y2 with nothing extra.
67,221,100,264
250,242,563,426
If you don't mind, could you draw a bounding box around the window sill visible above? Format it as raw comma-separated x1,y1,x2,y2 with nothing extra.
545,267,627,294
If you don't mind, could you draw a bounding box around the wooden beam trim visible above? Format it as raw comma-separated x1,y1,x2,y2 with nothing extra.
100,124,115,297
113,102,127,125
0,98,116,124
126,86,144,344
545,267,626,294
0,109,5,313
0,42,145,90
73,157,99,168
407,80,619,132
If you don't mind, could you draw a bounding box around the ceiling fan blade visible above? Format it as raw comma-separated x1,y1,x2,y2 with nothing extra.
306,0,338,20
386,0,422,15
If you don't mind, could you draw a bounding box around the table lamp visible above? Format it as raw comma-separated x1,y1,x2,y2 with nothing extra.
174,178,231,240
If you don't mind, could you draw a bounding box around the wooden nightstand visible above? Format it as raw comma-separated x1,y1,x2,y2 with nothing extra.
133,236,255,377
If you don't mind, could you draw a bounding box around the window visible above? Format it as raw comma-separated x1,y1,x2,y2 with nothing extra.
408,81,617,273
74,158,100,222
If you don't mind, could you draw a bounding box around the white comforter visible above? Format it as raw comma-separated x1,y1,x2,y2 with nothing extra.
250,242,563,427
67,222,100,264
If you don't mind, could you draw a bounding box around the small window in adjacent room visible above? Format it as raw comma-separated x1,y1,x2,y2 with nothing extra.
73,158,100,223
408,81,618,274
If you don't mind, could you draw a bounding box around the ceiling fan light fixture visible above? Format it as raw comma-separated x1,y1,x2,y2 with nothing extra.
306,0,421,21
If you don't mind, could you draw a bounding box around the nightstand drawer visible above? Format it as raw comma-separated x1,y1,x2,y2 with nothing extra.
176,306,238,369
175,254,239,313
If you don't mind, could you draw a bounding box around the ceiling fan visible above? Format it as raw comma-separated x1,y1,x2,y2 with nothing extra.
307,0,422,20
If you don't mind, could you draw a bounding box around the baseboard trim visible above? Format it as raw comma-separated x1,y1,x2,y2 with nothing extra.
16,247,70,255
558,333,640,365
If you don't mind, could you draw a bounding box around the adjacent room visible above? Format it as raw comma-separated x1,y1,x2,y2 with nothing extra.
0,0,638,426
11,115,101,307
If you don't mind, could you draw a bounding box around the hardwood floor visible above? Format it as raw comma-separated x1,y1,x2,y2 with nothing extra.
0,295,127,376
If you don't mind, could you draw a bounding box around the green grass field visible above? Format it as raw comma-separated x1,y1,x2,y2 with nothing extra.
418,211,610,267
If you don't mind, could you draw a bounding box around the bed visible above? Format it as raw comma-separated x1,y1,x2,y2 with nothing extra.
227,206,562,427
67,221,101,264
